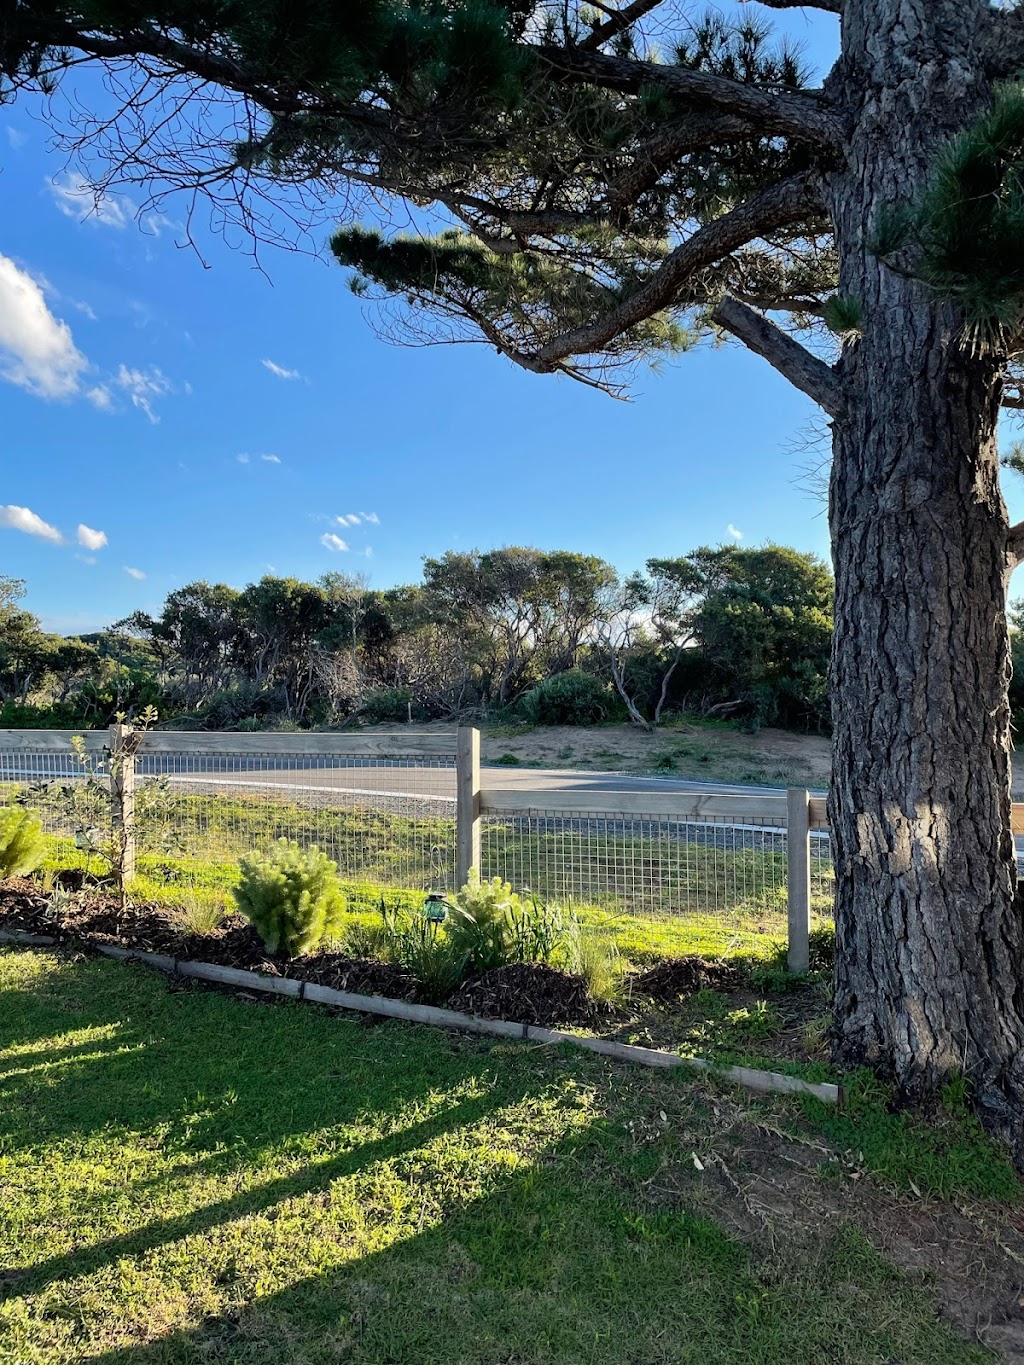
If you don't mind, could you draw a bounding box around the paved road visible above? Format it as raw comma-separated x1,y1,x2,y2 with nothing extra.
154,764,810,805
3,754,808,801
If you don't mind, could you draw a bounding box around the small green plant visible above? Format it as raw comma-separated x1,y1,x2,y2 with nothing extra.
563,914,623,1004
173,892,228,937
448,872,526,974
492,752,521,766
0,806,46,878
377,899,467,1003
233,839,347,957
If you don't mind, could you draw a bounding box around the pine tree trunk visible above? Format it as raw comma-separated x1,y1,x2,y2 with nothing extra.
829,0,1024,1151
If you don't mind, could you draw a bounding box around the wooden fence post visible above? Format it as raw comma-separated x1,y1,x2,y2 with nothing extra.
456,726,481,890
786,787,811,975
109,723,137,885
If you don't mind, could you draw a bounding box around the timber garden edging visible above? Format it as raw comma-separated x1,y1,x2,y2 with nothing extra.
0,926,842,1106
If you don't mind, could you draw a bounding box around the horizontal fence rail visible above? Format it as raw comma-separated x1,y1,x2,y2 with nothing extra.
6,725,1010,973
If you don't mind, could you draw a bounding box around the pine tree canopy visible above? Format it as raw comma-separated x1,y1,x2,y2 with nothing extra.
0,0,854,394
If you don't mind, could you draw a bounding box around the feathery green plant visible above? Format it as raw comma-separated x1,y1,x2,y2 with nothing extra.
0,807,45,878
233,839,346,957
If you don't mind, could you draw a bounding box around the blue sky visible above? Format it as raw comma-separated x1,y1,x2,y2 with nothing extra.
1,5,1020,635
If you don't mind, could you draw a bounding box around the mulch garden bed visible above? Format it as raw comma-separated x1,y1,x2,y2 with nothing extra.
448,962,610,1027
0,876,829,1048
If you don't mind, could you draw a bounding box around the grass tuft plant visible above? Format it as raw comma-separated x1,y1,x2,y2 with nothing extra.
173,892,228,937
233,839,346,957
0,807,46,878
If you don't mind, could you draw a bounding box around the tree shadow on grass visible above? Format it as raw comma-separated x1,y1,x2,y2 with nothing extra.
0,950,985,1365
73,1148,981,1365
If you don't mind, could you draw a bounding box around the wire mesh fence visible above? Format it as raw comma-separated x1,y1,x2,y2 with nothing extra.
133,749,458,890
480,806,834,922
0,735,459,893
0,729,836,929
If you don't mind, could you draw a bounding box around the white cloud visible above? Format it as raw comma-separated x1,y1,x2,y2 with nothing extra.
124,566,146,580
727,524,744,541
0,504,63,544
337,513,361,526
6,127,27,151
320,533,349,553
77,523,108,551
260,453,281,464
75,553,96,566
0,254,88,399
236,453,251,464
238,452,281,466
115,364,171,424
48,172,133,228
362,511,380,525
261,358,302,381
87,385,113,410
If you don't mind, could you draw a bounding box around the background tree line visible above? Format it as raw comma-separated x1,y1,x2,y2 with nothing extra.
2,543,836,733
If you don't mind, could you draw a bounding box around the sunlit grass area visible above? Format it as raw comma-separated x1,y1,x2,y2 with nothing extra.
7,778,833,930
0,947,1009,1365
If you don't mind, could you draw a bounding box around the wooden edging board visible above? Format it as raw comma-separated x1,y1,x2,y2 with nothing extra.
0,928,842,1105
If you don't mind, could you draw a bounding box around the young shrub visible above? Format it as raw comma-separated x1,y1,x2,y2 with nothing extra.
447,871,526,974
0,807,46,878
233,839,346,957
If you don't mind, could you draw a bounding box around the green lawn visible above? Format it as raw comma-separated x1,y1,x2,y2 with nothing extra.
0,947,1009,1364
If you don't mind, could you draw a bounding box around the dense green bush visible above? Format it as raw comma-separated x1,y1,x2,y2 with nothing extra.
233,839,346,956
360,687,415,723
0,807,46,878
517,671,610,726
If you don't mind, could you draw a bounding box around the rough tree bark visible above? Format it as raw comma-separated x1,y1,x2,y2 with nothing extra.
827,0,1024,1141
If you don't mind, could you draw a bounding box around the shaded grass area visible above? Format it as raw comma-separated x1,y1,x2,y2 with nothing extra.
0,948,1006,1364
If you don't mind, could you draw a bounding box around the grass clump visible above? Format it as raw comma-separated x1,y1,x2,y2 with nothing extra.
0,806,45,878
233,839,346,957
171,891,228,937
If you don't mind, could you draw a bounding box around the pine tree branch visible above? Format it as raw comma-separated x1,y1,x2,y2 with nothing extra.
537,45,847,149
607,111,759,216
712,294,841,413
579,0,665,52
741,0,841,13
1008,521,1024,569
502,172,825,375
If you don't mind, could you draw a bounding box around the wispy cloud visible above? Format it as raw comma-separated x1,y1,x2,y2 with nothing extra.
124,566,146,580
0,504,63,544
727,524,744,541
115,364,171,424
262,358,302,381
238,451,281,466
0,254,88,400
48,173,133,229
337,513,361,526
320,533,349,553
362,511,380,525
6,127,27,151
77,524,108,551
